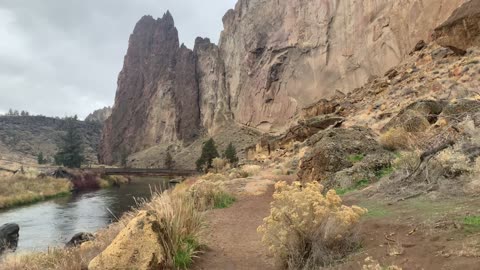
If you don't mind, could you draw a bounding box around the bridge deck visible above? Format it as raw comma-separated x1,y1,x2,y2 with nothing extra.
89,168,198,176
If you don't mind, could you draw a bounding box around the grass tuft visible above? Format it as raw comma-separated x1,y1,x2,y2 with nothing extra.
336,179,370,195
348,154,365,163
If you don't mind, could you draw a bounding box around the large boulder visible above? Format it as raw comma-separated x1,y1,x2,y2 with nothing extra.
88,211,167,270
382,100,446,132
298,127,392,188
0,223,19,254
433,0,480,53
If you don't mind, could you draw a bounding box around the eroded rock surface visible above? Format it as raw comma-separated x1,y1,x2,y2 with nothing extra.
434,0,480,53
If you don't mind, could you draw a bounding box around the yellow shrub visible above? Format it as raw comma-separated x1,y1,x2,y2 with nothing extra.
199,173,227,182
379,128,414,151
240,164,261,177
211,158,228,173
258,181,367,269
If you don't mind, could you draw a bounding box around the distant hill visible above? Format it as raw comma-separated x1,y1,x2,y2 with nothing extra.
0,116,102,166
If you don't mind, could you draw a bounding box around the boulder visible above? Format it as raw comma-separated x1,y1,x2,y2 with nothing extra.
0,223,19,254
66,232,95,248
382,100,446,132
298,127,393,188
88,211,167,270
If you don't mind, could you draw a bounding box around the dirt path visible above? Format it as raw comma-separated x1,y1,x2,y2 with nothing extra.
193,186,276,270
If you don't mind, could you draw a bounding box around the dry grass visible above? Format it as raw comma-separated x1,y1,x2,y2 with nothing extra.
188,179,236,211
0,176,72,209
379,128,414,151
132,190,205,268
258,181,367,269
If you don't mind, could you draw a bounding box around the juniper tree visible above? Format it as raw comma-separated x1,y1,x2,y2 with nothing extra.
54,117,84,168
224,143,239,166
196,138,219,172
165,151,174,169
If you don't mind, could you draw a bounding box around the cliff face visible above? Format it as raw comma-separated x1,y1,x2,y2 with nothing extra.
219,0,466,132
100,0,471,164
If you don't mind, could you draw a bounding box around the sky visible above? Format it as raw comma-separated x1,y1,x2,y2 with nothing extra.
0,0,237,118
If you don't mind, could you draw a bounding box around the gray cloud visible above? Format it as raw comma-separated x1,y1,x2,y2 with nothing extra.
0,0,236,118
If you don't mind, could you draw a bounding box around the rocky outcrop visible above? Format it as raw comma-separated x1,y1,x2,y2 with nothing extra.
88,211,166,270
0,223,19,254
434,0,480,53
100,1,471,164
85,107,112,123
100,13,201,164
66,232,94,248
298,127,393,188
194,38,232,136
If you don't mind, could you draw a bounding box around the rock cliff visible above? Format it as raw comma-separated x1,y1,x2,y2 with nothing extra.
100,0,471,164
85,107,112,123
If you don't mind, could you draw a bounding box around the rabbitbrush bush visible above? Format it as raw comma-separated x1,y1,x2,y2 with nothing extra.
258,181,367,269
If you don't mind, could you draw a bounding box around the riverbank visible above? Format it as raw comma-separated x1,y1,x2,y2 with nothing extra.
0,172,236,269
0,176,72,210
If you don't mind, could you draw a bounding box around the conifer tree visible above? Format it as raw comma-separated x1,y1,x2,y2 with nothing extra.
37,152,46,164
165,151,174,169
54,117,84,168
224,143,239,166
196,138,219,172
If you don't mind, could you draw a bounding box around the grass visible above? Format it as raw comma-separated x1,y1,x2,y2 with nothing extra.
0,176,72,209
463,216,480,233
375,166,394,179
336,179,370,195
174,236,200,269
214,192,236,209
348,154,365,163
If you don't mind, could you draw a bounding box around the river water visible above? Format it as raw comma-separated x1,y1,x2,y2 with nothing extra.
0,177,170,252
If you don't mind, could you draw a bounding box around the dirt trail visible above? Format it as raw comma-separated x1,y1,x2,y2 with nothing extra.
193,186,276,270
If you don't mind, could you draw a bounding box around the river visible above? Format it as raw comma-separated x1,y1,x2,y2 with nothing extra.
0,177,171,252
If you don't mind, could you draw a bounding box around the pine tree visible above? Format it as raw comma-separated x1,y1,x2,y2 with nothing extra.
196,138,219,172
165,151,174,169
37,152,46,164
224,143,239,166
7,109,13,116
54,117,84,168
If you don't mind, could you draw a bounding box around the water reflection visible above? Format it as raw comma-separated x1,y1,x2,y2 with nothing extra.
0,177,169,252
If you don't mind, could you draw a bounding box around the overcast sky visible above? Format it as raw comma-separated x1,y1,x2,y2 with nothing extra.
0,0,236,118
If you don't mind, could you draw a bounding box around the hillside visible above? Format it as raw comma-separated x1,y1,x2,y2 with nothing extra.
0,116,102,168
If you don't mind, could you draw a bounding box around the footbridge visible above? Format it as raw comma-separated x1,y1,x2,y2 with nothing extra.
89,168,198,177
